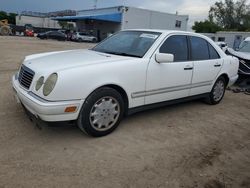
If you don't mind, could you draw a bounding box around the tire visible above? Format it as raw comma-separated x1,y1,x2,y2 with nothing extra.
77,87,125,137
205,76,226,105
92,38,97,43
78,38,83,42
0,26,10,36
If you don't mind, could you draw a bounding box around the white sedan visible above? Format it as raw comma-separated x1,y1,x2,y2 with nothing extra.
72,32,97,43
12,29,239,137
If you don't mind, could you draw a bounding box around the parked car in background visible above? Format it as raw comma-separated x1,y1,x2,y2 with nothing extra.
9,24,34,37
226,37,250,76
37,31,66,41
72,32,97,42
13,30,239,137
215,42,228,52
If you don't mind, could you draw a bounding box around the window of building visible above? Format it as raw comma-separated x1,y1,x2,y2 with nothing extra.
159,35,188,62
218,37,225,42
175,20,182,28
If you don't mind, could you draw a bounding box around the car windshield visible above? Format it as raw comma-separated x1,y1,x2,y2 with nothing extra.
92,31,161,58
238,41,250,53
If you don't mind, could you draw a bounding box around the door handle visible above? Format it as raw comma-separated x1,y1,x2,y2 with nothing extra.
214,64,221,67
184,66,193,70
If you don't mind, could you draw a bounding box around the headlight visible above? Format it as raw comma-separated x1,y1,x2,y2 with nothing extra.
43,73,58,96
35,76,44,91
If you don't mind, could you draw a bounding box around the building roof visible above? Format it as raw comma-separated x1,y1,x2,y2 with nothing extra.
53,5,188,23
77,6,188,17
53,13,122,23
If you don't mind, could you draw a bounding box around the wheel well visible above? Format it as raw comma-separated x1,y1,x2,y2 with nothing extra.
220,74,229,86
100,84,129,115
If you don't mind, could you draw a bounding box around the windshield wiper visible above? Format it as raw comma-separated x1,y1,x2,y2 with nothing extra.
111,52,141,58
97,50,141,58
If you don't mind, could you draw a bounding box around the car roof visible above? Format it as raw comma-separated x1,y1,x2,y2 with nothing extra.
124,29,208,38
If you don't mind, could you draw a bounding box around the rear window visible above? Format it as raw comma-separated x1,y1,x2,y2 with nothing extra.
190,36,210,61
208,43,220,59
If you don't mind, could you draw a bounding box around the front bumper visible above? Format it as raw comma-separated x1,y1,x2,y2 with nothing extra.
12,75,84,122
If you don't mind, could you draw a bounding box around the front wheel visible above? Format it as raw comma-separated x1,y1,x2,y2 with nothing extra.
205,76,226,105
77,87,124,137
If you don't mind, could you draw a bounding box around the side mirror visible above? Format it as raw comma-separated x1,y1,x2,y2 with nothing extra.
155,53,174,63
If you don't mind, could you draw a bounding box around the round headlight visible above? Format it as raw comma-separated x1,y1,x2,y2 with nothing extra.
35,76,44,91
43,73,58,96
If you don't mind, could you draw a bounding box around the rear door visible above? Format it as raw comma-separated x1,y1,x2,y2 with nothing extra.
189,36,223,96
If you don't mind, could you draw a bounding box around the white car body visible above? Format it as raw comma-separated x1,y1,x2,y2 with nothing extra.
12,29,239,123
226,37,250,75
72,32,97,42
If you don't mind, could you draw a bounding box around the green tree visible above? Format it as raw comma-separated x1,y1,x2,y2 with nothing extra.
192,20,222,33
0,11,8,20
209,0,250,31
0,11,17,24
8,13,17,24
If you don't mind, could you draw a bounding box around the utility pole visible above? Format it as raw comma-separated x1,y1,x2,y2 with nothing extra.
94,0,98,9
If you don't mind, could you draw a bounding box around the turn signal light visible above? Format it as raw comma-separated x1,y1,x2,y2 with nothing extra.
65,106,77,113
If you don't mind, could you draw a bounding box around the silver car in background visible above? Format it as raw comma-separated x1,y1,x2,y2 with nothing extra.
72,32,97,43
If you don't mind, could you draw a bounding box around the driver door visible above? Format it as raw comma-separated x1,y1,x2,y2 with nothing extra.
145,35,193,105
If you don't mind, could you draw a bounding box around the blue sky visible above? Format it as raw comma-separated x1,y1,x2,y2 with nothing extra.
0,0,243,26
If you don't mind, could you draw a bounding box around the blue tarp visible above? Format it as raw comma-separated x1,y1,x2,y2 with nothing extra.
53,13,122,23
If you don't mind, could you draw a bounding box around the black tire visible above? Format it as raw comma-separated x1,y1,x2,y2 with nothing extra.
92,38,97,43
205,76,226,105
78,38,83,42
77,87,125,137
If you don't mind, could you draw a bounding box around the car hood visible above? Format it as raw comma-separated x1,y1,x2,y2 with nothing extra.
23,49,131,72
227,48,250,60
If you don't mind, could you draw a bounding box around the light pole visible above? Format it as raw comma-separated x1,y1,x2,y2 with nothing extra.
94,0,98,9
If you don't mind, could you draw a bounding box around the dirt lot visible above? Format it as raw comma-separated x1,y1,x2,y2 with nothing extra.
0,36,249,188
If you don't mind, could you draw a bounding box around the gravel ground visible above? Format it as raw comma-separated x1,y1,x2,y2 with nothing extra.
0,36,250,188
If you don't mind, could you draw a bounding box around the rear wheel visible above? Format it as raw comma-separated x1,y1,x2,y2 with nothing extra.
77,87,124,137
205,76,226,105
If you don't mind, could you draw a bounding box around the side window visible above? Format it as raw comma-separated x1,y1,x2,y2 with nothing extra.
159,35,188,62
208,43,220,59
190,36,209,61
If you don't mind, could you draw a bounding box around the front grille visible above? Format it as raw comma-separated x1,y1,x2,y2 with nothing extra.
239,59,250,74
18,65,35,89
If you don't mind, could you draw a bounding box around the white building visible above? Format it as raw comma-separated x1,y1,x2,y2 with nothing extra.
202,31,250,49
55,6,189,40
16,15,62,29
